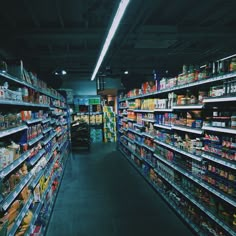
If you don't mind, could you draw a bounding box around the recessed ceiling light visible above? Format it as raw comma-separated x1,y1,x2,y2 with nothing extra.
124,71,128,74
61,70,67,75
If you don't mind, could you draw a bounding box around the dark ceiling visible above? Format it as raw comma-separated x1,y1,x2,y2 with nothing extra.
0,0,236,83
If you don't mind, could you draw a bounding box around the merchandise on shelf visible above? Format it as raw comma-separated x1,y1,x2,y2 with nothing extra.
118,53,236,235
103,106,116,142
0,64,69,236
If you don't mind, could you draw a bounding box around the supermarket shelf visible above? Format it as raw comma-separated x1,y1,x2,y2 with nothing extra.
42,127,53,134
30,169,44,189
142,144,155,152
172,104,204,110
119,72,236,101
28,134,44,146
154,108,173,112
57,129,66,137
45,144,58,165
50,119,56,125
133,109,154,113
123,128,128,131
28,149,46,166
133,123,144,128
153,153,236,208
0,125,28,138
0,99,49,108
172,125,203,134
202,153,236,170
134,140,143,147
127,128,142,136
121,113,128,116
127,118,136,121
155,170,236,236
142,118,155,123
45,155,59,179
8,195,34,236
52,105,66,110
52,112,63,116
38,89,62,100
203,96,236,103
25,118,43,125
144,159,155,168
154,139,202,161
120,142,143,161
42,132,57,145
58,139,67,151
0,71,35,89
142,132,154,139
118,129,123,133
154,123,172,130
0,172,33,211
26,176,54,236
123,135,135,143
119,106,128,109
41,118,51,124
60,121,67,126
119,148,202,235
0,150,31,179
202,125,236,135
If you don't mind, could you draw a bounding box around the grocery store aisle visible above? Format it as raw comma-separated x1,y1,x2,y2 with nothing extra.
46,143,194,236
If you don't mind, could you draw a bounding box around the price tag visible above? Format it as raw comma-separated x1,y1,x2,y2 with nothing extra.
13,192,17,198
17,219,21,226
9,165,14,172
3,203,8,210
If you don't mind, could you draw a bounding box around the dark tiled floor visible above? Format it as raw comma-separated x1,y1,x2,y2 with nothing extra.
46,143,194,236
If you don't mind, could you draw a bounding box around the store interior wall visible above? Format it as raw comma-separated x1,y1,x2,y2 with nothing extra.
61,75,97,96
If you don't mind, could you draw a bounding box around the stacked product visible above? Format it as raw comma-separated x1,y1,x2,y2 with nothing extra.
103,106,116,142
118,54,236,235
0,62,70,235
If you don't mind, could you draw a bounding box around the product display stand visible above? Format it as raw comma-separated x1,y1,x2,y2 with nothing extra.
71,96,103,147
0,69,70,236
118,62,236,236
71,120,90,150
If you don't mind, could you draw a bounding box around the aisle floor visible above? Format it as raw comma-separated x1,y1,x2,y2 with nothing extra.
46,143,194,236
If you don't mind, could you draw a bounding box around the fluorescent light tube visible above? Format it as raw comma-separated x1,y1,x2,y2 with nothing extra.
219,54,236,61
90,0,130,81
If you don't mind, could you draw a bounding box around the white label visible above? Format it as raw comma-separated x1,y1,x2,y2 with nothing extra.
17,219,21,226
13,192,17,198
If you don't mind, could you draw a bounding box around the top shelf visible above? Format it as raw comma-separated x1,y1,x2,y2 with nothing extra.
0,71,64,101
119,72,236,102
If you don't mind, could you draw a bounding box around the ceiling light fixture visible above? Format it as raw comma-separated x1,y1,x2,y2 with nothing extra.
124,70,128,74
219,54,236,61
61,70,67,75
90,0,130,81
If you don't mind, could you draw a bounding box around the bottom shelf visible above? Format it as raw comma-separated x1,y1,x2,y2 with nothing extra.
118,147,234,236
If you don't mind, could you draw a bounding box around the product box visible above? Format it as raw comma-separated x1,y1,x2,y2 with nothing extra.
142,81,157,94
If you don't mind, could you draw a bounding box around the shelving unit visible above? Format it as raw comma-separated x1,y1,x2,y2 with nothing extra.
0,69,70,236
118,69,236,235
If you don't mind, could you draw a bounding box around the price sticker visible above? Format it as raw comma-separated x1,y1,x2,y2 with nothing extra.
3,203,8,210
13,192,17,198
17,219,21,226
